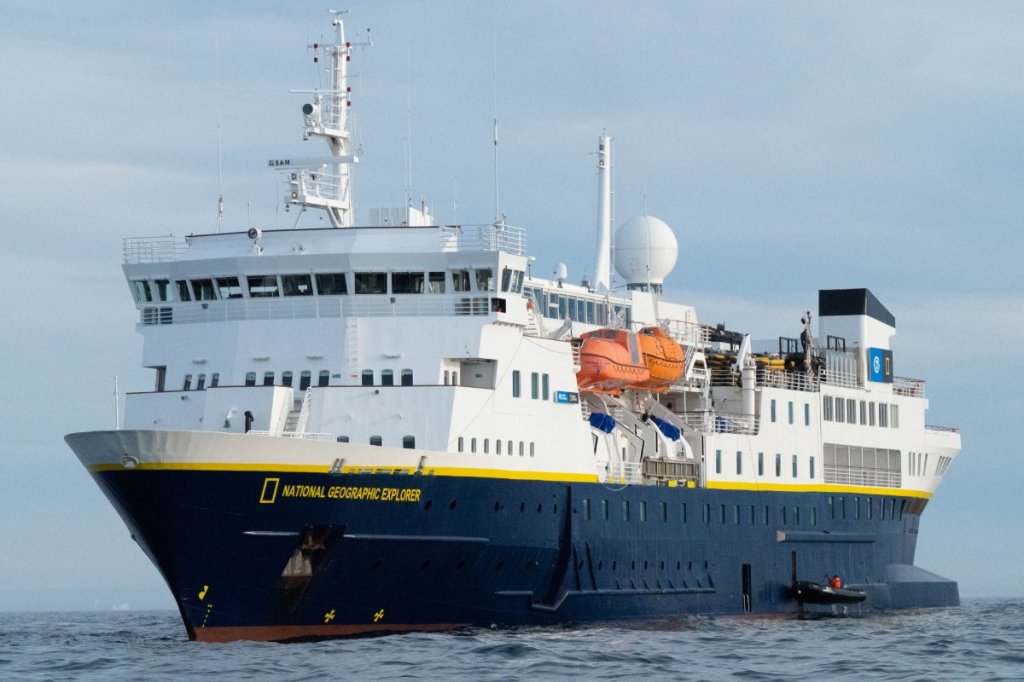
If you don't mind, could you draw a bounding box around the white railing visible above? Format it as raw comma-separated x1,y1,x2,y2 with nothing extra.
606,460,642,485
822,465,901,488
295,169,350,203
439,224,526,256
893,376,926,398
821,366,860,389
249,430,337,442
123,236,187,263
663,320,710,348
925,424,959,433
677,411,759,435
293,389,313,436
756,367,820,392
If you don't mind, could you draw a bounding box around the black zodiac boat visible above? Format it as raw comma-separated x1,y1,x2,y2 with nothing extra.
792,581,868,605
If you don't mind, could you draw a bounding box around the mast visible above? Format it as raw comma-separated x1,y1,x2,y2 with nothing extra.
273,11,365,228
593,134,613,293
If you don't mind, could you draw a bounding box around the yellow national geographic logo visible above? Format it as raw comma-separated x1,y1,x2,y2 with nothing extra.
260,477,280,504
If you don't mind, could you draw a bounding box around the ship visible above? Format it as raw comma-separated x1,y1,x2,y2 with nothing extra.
66,14,961,642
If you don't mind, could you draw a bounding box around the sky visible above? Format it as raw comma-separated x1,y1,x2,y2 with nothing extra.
1,1,1021,611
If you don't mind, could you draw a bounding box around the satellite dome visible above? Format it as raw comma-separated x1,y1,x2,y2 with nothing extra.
614,215,678,293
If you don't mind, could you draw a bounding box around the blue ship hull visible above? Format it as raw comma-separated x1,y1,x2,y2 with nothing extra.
90,467,958,641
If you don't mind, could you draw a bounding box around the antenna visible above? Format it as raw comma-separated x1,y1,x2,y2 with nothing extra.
404,47,413,209
492,33,501,225
215,31,225,232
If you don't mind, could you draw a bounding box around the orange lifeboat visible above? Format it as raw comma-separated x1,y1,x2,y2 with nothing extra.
576,328,650,394
633,326,685,391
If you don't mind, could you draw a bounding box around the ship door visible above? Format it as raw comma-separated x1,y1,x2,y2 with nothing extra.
741,563,752,613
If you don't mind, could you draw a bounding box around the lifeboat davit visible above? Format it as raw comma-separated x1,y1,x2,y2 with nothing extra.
633,327,685,390
576,329,650,394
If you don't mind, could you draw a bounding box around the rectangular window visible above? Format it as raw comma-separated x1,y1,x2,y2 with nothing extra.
282,274,314,296
263,371,275,386
859,400,867,425
401,369,413,386
475,268,494,292
131,280,153,303
640,501,647,522
370,436,382,446
247,275,279,298
836,398,845,423
792,454,798,478
428,272,446,293
281,371,293,387
531,372,539,399
715,449,722,474
244,372,256,387
823,395,833,421
210,373,219,388
736,450,743,475
542,374,550,401
869,402,876,426
403,436,415,449
583,499,591,521
891,404,900,428
319,370,330,387
682,502,688,523
811,507,817,526
804,403,810,426
452,269,471,292
879,404,889,428
847,399,857,424
316,272,348,295
770,399,777,423
354,272,387,294
758,452,764,476
810,455,816,479
660,501,668,522
512,370,521,398
601,499,609,521
381,370,394,386
361,370,373,386
703,503,710,524
175,280,192,302
191,278,216,301
775,453,781,477
196,373,206,390
391,271,425,294
788,401,794,425
216,277,242,299
500,267,513,292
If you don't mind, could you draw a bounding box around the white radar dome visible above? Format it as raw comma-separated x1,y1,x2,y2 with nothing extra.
614,215,678,289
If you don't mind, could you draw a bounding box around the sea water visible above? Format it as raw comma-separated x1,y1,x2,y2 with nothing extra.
1,599,1021,680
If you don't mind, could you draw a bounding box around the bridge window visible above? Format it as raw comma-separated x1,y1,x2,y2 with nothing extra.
281,371,293,387
381,369,394,386
318,370,330,387
392,272,424,294
401,369,413,386
154,280,170,301
130,280,153,303
282,274,314,296
316,273,348,295
196,373,206,390
428,272,446,293
191,278,216,301
247,275,280,298
210,373,219,388
452,269,471,292
299,370,312,390
475,268,494,292
216,277,242,299
361,370,373,386
173,280,191,302
245,372,256,387
263,371,275,386
354,272,387,294
183,374,192,390
501,268,513,292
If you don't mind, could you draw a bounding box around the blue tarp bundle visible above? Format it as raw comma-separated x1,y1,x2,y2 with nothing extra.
651,416,681,441
589,412,616,434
